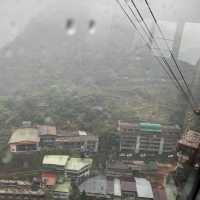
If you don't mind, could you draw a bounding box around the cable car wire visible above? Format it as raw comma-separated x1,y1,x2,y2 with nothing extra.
128,0,195,107
127,0,196,108
144,0,197,107
116,0,195,109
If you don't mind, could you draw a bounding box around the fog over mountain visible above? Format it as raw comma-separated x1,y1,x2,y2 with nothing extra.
0,0,199,123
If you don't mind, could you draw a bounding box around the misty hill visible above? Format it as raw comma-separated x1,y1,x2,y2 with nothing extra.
0,0,196,123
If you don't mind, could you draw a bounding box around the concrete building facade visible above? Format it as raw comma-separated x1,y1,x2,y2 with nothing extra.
56,130,99,153
8,128,40,153
42,155,93,183
118,121,180,155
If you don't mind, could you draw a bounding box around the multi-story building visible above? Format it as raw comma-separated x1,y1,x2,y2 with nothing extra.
37,125,57,147
118,121,180,155
8,128,40,153
64,157,93,183
42,155,69,173
56,130,99,153
0,179,46,200
42,155,93,183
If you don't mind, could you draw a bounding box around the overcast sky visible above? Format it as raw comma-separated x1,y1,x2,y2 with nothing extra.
0,0,200,65
0,0,52,49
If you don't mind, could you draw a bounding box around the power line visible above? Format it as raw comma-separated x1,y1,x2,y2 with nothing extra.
115,0,176,88
144,0,197,107
124,1,183,91
121,0,194,108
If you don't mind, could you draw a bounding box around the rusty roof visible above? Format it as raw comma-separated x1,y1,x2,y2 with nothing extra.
8,128,40,144
37,125,57,136
179,130,200,149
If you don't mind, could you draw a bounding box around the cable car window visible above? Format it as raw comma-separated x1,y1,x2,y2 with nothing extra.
0,0,200,200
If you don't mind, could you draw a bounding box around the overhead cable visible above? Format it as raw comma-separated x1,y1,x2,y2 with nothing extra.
144,0,197,107
116,0,195,108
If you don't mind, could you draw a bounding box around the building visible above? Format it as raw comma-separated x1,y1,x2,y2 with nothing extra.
0,179,46,200
8,128,40,153
118,121,180,155
105,160,157,178
79,176,154,200
56,130,99,153
41,172,57,187
42,155,93,183
53,180,71,200
37,125,57,147
42,155,69,172
79,175,121,199
177,130,200,166
106,161,134,178
65,157,93,183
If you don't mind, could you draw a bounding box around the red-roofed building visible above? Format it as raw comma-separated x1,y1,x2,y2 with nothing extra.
41,172,57,186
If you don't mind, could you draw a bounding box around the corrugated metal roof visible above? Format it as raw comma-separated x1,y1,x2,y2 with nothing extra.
140,123,161,133
135,178,154,199
79,176,107,195
43,155,69,166
8,128,40,144
65,157,92,171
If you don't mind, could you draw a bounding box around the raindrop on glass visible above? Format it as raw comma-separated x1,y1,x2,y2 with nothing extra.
65,18,76,35
88,20,96,35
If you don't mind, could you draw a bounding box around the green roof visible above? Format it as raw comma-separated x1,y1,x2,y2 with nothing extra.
43,155,69,166
65,157,93,171
139,123,161,133
8,128,40,144
54,181,71,193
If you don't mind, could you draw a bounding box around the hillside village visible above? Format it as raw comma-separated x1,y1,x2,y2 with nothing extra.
0,119,199,200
